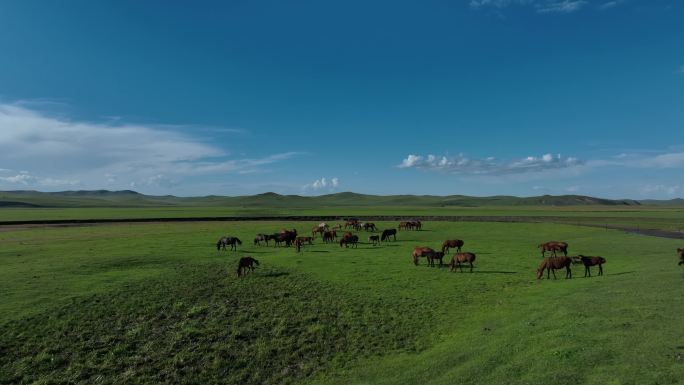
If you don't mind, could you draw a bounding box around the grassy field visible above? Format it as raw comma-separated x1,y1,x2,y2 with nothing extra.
1,219,683,384
2,205,684,233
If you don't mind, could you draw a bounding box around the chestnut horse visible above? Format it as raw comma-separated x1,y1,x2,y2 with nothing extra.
678,248,684,266
538,241,568,257
449,252,476,272
381,229,397,242
217,236,242,251
536,256,572,279
427,251,445,267
412,247,435,266
442,239,464,254
578,255,606,277
236,256,259,277
311,226,326,239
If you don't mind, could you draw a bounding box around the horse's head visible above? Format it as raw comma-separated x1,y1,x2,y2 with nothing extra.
536,268,543,279
236,238,243,245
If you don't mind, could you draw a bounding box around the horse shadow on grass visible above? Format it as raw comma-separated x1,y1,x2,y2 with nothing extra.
607,271,635,276
258,271,290,278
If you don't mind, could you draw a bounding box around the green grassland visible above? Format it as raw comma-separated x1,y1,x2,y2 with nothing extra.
1,220,683,384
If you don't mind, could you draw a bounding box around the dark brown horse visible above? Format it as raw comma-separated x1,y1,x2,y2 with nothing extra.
340,235,359,248
678,248,684,266
217,236,242,251
578,255,606,277
427,251,445,267
536,256,572,279
381,229,397,242
412,247,435,266
236,256,259,277
442,239,464,254
322,231,335,243
368,235,380,246
538,241,568,257
449,252,476,272
363,222,378,232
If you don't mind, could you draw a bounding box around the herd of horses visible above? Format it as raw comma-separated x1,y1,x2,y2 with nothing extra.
218,221,684,279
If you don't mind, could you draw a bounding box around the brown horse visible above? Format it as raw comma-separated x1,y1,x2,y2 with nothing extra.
678,248,684,266
296,236,314,245
536,256,572,279
322,231,335,243
236,256,259,277
253,234,269,246
217,236,242,251
368,235,380,245
311,226,326,239
449,252,476,272
412,247,435,266
340,235,359,248
427,251,445,267
363,222,378,232
578,255,606,277
442,239,464,254
294,238,304,252
538,241,568,257
344,219,359,229
381,229,397,242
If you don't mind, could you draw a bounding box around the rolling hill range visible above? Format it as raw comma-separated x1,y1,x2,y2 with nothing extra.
0,190,662,208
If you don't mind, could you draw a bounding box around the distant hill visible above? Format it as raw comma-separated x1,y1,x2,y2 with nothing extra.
0,190,658,208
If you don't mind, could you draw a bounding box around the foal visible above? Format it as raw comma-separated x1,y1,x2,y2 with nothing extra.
579,255,606,277
368,235,380,246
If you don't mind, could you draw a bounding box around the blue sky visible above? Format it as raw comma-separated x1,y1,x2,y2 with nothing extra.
0,0,683,198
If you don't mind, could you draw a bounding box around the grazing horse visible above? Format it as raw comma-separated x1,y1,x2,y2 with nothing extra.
678,248,684,266
344,219,359,229
381,229,397,242
442,239,464,254
296,236,314,245
253,234,269,246
340,235,359,248
427,251,445,267
538,241,568,257
236,256,259,277
323,231,335,243
412,247,435,266
277,230,297,247
217,236,242,251
368,235,380,246
398,221,409,231
311,225,327,239
536,256,572,279
578,255,606,277
449,252,476,272
294,238,304,252
363,222,377,232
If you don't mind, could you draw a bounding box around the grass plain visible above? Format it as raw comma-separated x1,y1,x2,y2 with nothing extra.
1,214,684,384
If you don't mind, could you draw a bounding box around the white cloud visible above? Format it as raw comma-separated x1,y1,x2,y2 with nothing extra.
470,0,588,13
639,184,680,197
0,103,300,193
598,0,624,10
303,177,340,192
398,153,582,175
